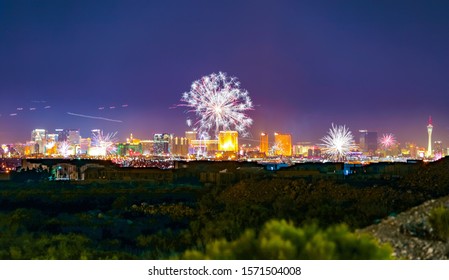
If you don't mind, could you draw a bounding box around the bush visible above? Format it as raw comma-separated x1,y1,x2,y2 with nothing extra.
177,219,393,260
429,206,449,242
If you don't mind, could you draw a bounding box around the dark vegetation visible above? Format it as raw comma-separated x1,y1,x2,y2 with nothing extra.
1,158,448,259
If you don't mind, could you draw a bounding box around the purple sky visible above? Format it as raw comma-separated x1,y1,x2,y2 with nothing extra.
1,0,448,147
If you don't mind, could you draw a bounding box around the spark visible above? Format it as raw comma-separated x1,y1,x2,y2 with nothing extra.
179,72,253,138
379,133,396,149
57,141,71,157
92,131,118,155
269,141,282,156
321,124,356,161
67,112,123,123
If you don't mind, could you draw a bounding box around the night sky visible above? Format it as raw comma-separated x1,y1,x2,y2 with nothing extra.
1,0,448,147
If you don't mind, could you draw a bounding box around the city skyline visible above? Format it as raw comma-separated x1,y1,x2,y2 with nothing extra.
1,0,449,146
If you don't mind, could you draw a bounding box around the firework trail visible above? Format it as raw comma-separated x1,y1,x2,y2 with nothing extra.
379,133,396,149
179,72,253,138
321,124,356,161
67,112,123,123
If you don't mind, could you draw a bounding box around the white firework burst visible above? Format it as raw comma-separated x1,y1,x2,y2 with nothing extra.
92,131,118,155
269,141,283,156
321,124,356,161
379,133,396,149
180,72,253,138
57,141,71,157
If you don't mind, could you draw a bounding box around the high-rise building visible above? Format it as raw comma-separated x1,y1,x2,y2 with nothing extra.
189,139,218,156
358,130,367,151
185,131,197,141
153,133,172,155
45,133,59,155
260,132,268,155
172,137,189,156
218,131,238,152
55,129,67,142
31,129,46,142
79,138,92,155
31,129,47,154
140,140,155,155
68,129,81,145
274,132,292,156
434,140,443,160
427,116,433,157
359,130,377,154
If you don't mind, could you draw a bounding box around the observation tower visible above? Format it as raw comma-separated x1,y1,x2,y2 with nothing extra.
427,116,433,157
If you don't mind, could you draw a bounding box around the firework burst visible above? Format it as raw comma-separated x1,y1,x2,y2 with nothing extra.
321,124,356,161
180,72,253,138
379,133,396,149
57,141,71,157
92,131,118,155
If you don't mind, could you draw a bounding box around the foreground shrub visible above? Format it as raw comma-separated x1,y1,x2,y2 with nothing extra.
429,206,449,242
178,219,393,260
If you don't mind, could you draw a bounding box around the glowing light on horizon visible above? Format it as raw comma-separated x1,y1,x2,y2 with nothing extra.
321,124,356,161
179,72,253,138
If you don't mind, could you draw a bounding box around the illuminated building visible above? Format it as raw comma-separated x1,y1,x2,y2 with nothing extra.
434,140,443,160
190,139,218,156
68,129,81,145
172,137,189,156
218,131,238,153
46,133,58,143
292,142,320,158
126,133,141,144
274,132,292,156
31,129,46,154
358,130,378,155
31,129,46,142
43,133,58,155
427,116,433,157
185,131,198,155
260,132,268,155
404,143,417,158
417,147,427,158
79,138,92,155
154,133,172,155
140,140,154,155
91,129,101,137
185,131,197,141
117,142,143,156
88,146,106,157
55,129,67,142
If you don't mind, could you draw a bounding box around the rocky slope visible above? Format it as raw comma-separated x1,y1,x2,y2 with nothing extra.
359,195,449,260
